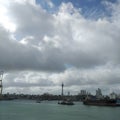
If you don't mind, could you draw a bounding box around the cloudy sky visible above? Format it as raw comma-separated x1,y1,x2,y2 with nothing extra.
0,0,120,95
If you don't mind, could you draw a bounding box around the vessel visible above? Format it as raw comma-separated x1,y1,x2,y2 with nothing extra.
83,99,120,107
58,99,74,105
36,99,41,103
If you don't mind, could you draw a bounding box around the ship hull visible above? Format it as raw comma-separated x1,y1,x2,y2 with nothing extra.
58,100,74,105
83,99,120,107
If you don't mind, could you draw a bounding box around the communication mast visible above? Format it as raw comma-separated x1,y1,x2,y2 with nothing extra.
0,71,3,99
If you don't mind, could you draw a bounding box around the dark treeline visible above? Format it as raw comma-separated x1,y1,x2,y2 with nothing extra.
1,93,89,101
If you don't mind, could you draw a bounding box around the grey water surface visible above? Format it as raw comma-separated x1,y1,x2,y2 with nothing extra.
0,100,119,120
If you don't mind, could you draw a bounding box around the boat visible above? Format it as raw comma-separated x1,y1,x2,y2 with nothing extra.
58,99,74,105
83,99,120,107
36,99,41,103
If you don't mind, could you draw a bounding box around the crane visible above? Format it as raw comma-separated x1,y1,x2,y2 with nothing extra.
0,71,4,99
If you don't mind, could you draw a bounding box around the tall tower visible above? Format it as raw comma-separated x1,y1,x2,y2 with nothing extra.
0,71,3,99
61,83,64,96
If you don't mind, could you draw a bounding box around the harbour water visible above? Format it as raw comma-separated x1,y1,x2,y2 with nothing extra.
0,100,120,120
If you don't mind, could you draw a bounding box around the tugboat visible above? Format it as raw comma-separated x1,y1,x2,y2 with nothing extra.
58,99,74,105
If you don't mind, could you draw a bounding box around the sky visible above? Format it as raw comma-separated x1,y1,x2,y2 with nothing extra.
0,0,120,95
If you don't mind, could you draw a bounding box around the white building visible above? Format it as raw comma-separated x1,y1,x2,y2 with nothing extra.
96,88,103,99
109,92,117,99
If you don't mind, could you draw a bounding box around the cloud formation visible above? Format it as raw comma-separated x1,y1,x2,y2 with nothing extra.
0,0,120,94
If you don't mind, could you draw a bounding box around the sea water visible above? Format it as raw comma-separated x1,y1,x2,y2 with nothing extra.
0,100,120,120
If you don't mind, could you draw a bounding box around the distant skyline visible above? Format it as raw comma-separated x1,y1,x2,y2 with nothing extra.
0,0,120,95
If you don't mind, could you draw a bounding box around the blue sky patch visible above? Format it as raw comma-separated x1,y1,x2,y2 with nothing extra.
36,0,117,19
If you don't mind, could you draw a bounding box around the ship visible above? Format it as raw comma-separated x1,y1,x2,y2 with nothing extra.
58,99,74,105
83,99,120,107
82,88,120,107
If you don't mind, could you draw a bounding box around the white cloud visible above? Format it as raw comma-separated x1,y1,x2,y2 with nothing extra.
3,64,120,94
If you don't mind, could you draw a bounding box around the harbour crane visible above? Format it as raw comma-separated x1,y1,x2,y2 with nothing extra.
0,71,3,99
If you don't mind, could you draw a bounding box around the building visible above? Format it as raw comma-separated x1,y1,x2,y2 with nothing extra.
96,88,103,99
109,92,117,99
80,90,87,96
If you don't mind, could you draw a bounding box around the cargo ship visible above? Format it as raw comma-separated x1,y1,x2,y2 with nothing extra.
83,99,120,107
